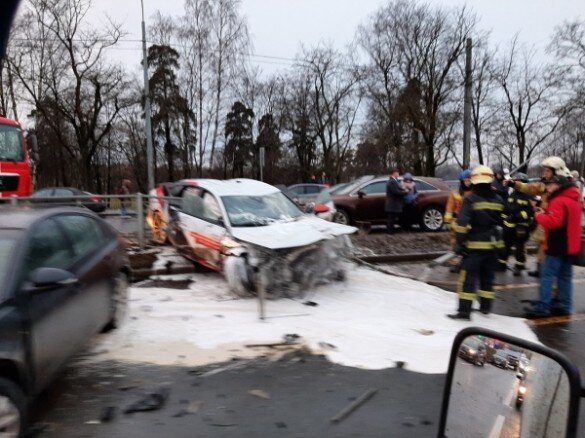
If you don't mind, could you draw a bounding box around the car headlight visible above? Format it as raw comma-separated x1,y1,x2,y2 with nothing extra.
468,349,475,355
518,386,526,395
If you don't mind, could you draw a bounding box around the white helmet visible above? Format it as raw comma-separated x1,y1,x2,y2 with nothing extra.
541,156,566,173
470,165,494,185
555,166,572,178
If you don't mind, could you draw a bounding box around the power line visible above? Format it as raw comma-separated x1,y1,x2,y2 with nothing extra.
9,36,302,64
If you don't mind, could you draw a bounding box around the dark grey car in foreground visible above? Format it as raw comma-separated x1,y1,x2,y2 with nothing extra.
0,207,129,436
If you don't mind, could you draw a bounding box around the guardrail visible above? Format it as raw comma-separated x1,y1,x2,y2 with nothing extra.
0,193,182,248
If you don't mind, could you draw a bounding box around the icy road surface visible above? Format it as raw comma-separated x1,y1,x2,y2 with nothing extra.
90,264,538,374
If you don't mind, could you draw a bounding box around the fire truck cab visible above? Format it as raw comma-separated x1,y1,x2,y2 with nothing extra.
0,115,37,198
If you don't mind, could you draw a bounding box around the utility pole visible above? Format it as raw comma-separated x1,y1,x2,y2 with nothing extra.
259,147,265,181
141,0,155,191
463,38,472,170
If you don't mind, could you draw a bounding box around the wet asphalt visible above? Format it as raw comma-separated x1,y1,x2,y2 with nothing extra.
27,222,585,436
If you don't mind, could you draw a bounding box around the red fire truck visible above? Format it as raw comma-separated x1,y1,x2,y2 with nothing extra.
0,115,37,198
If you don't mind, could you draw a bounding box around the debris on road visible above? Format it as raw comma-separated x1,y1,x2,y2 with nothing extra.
100,407,116,423
248,389,270,399
330,388,378,424
124,388,170,414
416,329,435,336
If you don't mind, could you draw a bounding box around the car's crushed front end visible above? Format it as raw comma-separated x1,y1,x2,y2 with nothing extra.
224,230,352,299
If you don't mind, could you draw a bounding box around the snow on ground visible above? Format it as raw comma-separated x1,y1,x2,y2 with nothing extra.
91,264,539,374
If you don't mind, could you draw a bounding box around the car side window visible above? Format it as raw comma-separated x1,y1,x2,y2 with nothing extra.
31,189,53,198
182,189,224,225
288,186,304,195
361,181,386,195
56,215,107,260
26,219,75,273
54,188,74,197
414,180,437,191
305,186,322,194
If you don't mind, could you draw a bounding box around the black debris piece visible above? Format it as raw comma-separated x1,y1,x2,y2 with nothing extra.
100,407,116,423
124,387,170,414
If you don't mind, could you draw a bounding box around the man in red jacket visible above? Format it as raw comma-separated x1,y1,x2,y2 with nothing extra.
524,167,583,317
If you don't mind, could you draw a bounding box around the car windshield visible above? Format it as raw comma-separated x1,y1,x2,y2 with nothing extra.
0,123,24,162
0,236,17,290
222,192,303,227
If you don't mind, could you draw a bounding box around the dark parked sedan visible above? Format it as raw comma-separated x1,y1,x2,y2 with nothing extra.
31,187,106,213
0,207,129,435
330,176,450,231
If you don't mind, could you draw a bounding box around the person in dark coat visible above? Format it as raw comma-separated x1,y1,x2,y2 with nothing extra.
448,165,505,320
492,169,508,200
385,168,407,234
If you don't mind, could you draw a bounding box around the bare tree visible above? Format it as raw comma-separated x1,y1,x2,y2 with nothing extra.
357,0,477,175
10,0,131,191
491,38,567,169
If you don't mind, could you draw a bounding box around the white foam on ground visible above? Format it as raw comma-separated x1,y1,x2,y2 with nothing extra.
93,264,538,374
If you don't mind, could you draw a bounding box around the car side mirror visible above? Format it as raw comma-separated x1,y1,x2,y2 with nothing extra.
27,267,78,291
305,202,316,214
27,132,39,162
439,327,582,437
357,191,365,199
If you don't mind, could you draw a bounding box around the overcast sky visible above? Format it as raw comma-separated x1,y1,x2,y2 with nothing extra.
87,0,584,75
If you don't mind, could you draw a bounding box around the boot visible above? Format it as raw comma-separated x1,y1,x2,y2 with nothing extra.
527,263,540,278
479,297,493,315
496,261,507,272
447,299,472,320
513,266,523,277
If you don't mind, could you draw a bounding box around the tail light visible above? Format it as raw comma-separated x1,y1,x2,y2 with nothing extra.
90,196,100,203
314,203,330,214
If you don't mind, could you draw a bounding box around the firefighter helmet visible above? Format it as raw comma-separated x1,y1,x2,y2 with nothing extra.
555,166,572,178
470,165,494,185
513,172,529,182
541,156,566,173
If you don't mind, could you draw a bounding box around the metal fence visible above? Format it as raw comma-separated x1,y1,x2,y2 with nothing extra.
0,193,180,248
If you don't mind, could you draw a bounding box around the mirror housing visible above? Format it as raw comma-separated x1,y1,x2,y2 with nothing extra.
439,327,582,437
26,132,39,161
357,191,365,199
28,267,78,291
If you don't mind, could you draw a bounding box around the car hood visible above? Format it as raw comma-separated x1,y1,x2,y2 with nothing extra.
230,216,356,250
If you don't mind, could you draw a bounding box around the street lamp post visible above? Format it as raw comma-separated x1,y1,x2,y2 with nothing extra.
141,0,154,191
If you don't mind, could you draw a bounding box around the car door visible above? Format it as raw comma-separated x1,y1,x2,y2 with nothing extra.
179,188,227,270
55,214,114,337
21,217,82,390
354,180,387,222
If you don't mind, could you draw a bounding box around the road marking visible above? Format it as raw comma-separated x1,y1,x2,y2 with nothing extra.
504,386,515,408
526,313,585,326
488,415,505,438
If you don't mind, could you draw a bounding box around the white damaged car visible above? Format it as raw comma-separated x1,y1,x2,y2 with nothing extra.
147,179,356,297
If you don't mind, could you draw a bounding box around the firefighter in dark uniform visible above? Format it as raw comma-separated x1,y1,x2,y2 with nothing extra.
498,172,535,276
448,165,505,320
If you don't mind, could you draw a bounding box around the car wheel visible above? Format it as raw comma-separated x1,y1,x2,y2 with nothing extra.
420,206,444,232
0,378,26,438
333,209,350,225
150,210,168,244
103,272,129,332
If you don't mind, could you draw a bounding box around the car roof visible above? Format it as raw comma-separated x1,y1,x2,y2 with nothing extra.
288,183,327,188
176,178,280,197
0,206,97,230
353,176,450,191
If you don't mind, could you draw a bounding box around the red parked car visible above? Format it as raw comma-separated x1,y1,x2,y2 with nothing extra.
330,176,450,231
